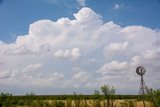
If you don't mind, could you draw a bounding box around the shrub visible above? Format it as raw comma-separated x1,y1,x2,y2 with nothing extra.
0,93,13,107
149,89,160,107
100,84,115,107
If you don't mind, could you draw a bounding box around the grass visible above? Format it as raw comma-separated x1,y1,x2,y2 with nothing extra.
11,94,156,107
8,99,153,107
0,87,159,107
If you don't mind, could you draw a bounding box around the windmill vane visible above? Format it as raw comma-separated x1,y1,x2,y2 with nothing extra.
136,66,146,76
136,66,150,95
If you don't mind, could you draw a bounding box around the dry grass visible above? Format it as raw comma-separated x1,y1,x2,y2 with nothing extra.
43,99,153,107
11,99,154,107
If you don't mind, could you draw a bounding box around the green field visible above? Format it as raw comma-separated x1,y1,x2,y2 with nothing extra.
0,85,159,107
0,94,159,107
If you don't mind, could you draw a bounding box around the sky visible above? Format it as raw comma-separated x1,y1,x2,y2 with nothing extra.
0,0,160,95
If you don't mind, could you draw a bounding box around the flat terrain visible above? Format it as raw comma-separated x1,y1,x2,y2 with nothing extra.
13,99,153,107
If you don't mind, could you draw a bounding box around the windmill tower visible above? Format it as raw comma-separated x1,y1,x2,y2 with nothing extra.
136,66,150,95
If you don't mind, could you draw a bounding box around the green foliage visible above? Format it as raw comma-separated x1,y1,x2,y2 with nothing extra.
93,90,101,107
100,84,115,96
93,90,101,99
100,84,116,107
0,89,157,107
73,92,80,107
0,93,14,107
149,89,160,107
11,94,143,101
24,92,36,106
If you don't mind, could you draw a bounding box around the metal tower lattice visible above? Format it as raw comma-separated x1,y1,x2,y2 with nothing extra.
136,66,150,95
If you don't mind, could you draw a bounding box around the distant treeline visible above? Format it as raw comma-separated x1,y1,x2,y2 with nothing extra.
12,94,151,100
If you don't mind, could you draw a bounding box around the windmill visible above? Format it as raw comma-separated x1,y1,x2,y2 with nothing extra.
136,66,150,95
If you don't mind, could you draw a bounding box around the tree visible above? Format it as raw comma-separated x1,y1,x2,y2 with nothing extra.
100,84,115,96
100,84,115,107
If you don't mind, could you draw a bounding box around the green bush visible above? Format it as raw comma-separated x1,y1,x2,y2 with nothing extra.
0,93,14,107
149,89,160,107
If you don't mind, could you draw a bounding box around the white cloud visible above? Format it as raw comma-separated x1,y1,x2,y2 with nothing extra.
20,72,65,87
72,71,91,81
1,7,103,57
98,48,160,91
77,0,86,7
131,49,160,88
0,63,65,87
0,7,160,94
22,63,42,73
98,61,130,75
73,7,102,25
62,71,91,88
71,48,81,60
131,49,160,69
119,26,158,55
113,4,124,10
54,48,81,60
5,45,31,55
104,41,128,56
0,71,11,79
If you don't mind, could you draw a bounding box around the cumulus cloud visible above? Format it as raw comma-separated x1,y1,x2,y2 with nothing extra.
22,63,42,73
54,48,81,60
4,45,31,55
98,49,160,91
73,7,102,25
62,71,91,88
1,7,102,57
0,7,160,94
98,61,130,75
0,63,65,87
104,41,128,56
72,71,91,81
131,49,160,73
0,71,11,79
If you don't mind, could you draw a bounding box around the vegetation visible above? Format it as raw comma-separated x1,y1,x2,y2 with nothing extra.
94,84,115,107
120,100,135,107
0,85,159,107
0,93,13,107
147,89,160,107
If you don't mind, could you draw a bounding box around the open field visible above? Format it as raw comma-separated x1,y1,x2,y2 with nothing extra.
0,99,154,107
1,87,159,107
0,94,156,107
8,99,154,107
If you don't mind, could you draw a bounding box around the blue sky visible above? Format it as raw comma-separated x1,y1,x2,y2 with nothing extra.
0,0,160,95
